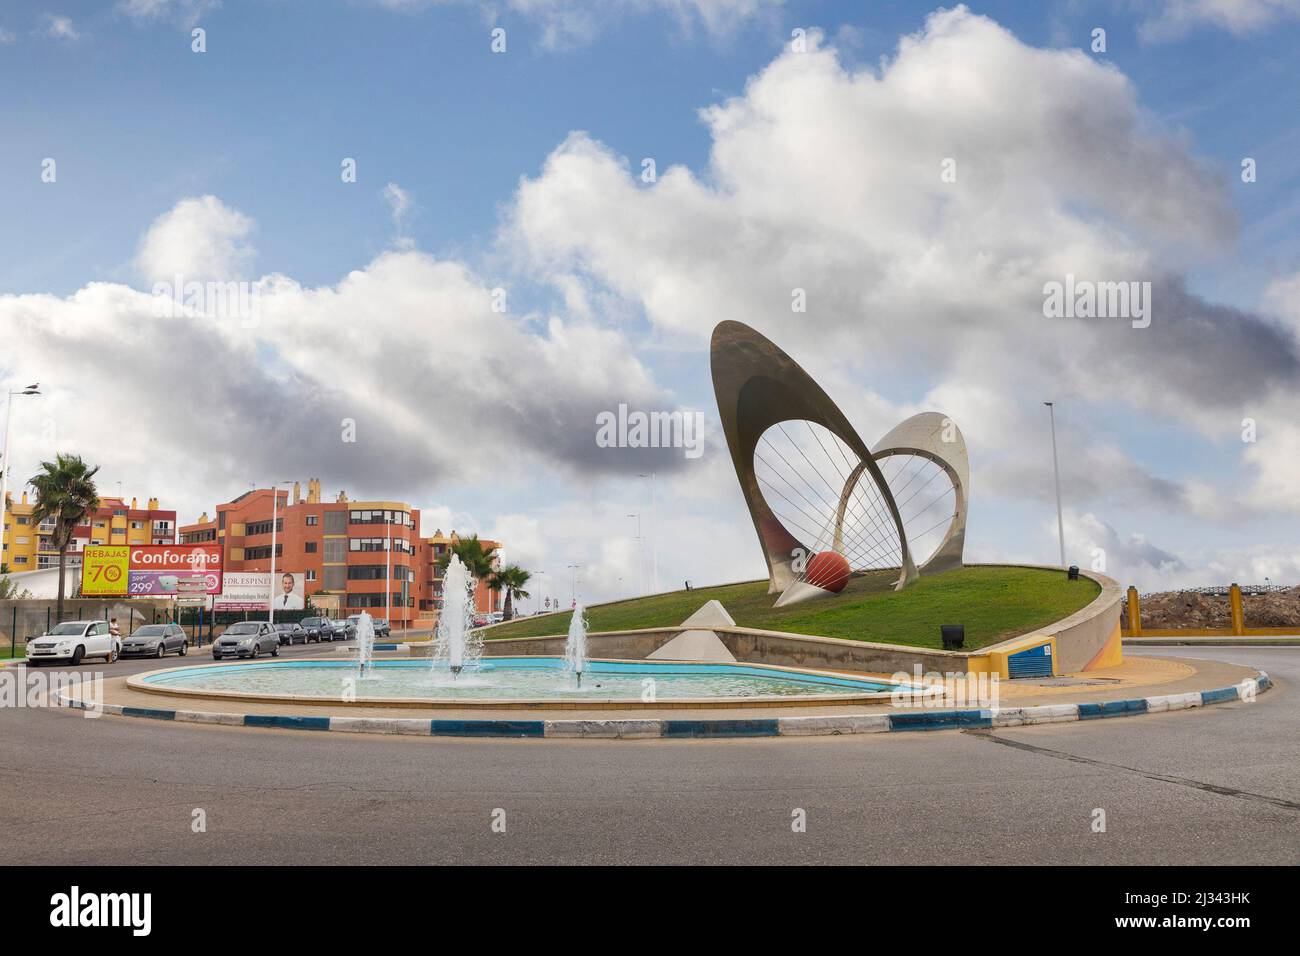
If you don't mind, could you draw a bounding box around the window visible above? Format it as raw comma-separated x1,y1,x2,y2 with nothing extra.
349,537,413,554
244,545,283,560
305,541,317,553
14,556,28,565
349,509,410,526
323,566,346,590
245,518,283,536
306,515,318,526
323,511,347,534
306,569,317,582
345,593,404,609
130,521,143,529
16,516,28,525
323,539,346,563
94,521,106,529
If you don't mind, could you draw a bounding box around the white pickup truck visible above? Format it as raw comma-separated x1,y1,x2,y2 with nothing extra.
26,620,121,666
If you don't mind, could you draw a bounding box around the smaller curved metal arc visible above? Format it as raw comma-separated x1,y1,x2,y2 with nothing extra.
873,446,966,575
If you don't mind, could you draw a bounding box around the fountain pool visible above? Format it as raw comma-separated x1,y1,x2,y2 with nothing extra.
133,658,904,704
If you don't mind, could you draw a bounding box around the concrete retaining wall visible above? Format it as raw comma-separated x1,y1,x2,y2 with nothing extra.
470,565,1122,677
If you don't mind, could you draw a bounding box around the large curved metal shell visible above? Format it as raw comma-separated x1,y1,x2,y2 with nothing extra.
710,320,918,594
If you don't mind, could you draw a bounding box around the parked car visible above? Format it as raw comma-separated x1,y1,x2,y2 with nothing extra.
346,614,390,639
26,620,121,666
273,622,306,646
327,618,354,640
120,623,189,659
212,621,280,660
298,617,331,643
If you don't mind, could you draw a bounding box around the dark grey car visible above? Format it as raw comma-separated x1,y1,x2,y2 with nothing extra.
213,621,280,660
120,623,189,659
274,622,306,646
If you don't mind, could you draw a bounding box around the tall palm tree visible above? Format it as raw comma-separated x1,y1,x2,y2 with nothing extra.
29,453,100,622
488,564,531,621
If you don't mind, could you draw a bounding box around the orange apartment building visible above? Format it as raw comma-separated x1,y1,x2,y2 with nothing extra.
178,479,500,628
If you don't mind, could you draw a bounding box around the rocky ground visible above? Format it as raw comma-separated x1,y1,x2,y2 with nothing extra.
1125,586,1300,629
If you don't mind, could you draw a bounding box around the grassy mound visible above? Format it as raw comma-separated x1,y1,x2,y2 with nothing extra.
484,565,1100,651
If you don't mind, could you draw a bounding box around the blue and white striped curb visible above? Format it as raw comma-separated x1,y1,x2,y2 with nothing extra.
55,672,1271,738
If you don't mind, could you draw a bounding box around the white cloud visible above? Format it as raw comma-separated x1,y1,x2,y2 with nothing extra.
3,196,681,540
1139,0,1300,42
506,6,1299,528
117,0,220,27
134,195,256,283
364,0,780,49
44,16,79,41
382,183,414,249
0,27,16,45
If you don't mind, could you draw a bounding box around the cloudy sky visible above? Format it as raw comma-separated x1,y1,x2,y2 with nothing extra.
2,0,1298,605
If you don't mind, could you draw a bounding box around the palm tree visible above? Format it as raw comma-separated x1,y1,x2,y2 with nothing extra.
436,533,498,580
488,564,531,621
29,453,100,622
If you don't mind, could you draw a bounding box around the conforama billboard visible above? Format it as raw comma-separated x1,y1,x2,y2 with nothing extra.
81,544,223,597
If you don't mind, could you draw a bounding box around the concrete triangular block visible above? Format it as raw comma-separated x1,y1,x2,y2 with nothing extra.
648,629,736,662
680,599,735,628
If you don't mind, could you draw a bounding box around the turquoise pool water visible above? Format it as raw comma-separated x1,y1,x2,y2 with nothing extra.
140,658,898,701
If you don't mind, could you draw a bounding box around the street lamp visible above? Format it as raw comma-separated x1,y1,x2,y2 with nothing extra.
532,570,546,615
567,564,580,607
627,513,644,595
0,383,41,564
1044,402,1066,570
267,480,293,623
638,472,658,593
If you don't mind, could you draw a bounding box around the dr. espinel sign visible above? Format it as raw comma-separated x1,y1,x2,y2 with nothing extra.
80,544,223,597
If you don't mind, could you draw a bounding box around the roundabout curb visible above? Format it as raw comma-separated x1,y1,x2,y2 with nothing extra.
54,671,1272,738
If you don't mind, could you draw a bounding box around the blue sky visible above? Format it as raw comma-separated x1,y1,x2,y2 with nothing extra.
3,1,1299,602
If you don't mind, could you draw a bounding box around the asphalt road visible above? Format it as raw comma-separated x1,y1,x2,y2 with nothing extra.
1,644,1295,865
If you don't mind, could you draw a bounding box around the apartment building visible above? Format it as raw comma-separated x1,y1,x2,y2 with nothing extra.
179,479,501,627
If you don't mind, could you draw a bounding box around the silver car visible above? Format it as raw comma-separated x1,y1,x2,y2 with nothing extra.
120,623,189,659
212,621,280,660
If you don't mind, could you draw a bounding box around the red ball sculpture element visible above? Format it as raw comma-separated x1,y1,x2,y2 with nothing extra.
805,551,851,593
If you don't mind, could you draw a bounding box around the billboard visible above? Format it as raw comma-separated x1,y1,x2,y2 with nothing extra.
213,571,305,612
80,544,223,597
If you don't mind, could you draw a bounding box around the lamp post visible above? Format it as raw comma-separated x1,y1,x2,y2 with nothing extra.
627,513,643,595
0,383,41,564
567,563,580,607
1044,402,1066,569
267,480,292,623
638,472,658,593
532,570,545,615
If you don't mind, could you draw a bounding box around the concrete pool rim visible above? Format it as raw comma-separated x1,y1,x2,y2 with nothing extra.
123,656,914,710
56,666,1274,739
